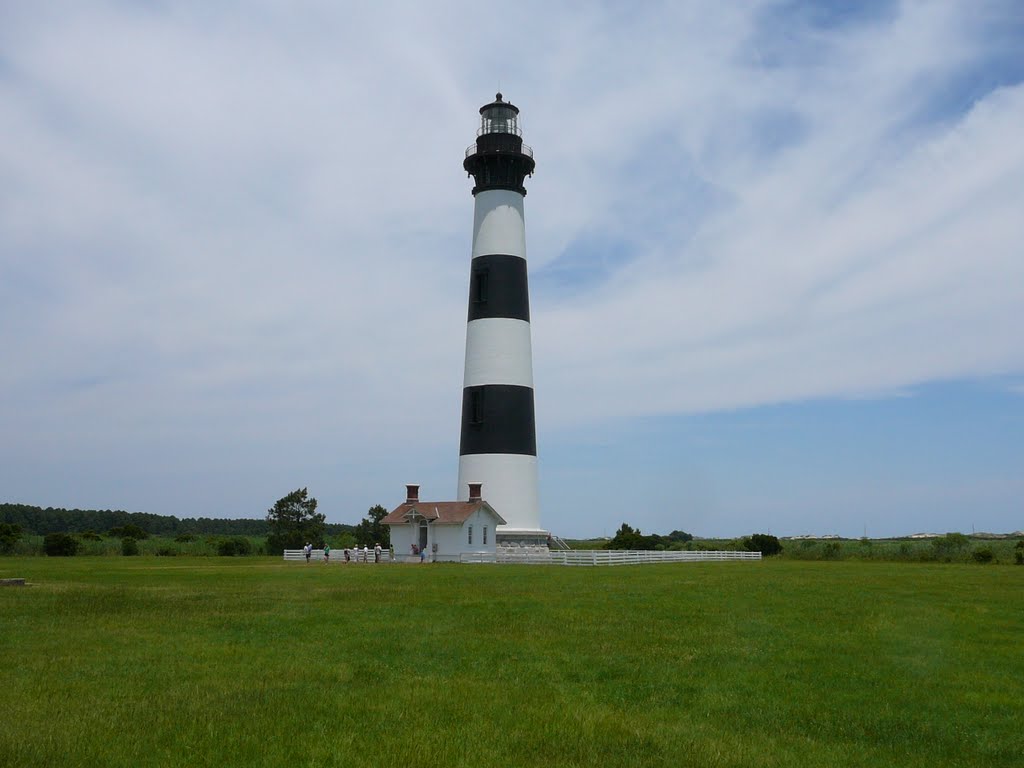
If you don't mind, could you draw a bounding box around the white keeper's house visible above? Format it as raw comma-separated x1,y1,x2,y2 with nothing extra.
383,483,505,561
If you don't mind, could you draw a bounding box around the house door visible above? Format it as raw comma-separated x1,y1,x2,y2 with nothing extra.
419,522,428,552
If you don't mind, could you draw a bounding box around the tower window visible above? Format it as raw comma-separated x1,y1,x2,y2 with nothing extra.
483,526,488,545
469,390,484,425
473,269,489,303
468,525,473,545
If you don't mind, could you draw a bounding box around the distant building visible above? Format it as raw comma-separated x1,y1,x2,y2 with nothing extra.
383,483,506,561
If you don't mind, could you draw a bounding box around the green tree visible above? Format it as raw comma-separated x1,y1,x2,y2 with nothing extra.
355,505,390,548
109,524,149,540
43,533,80,557
932,532,969,560
0,522,22,552
266,488,325,555
605,523,661,550
744,533,783,556
217,536,253,556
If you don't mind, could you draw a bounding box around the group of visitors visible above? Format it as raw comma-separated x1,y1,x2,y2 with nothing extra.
303,542,392,564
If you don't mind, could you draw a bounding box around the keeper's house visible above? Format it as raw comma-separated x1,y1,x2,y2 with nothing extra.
383,483,505,561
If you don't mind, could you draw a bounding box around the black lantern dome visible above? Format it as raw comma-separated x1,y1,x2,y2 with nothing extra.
464,93,535,196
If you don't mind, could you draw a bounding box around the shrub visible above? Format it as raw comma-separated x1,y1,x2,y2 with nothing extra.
217,537,253,557
156,547,178,557
0,522,23,552
80,530,103,541
121,537,140,556
932,533,969,560
971,547,994,564
1016,541,1024,565
744,533,783,556
174,533,196,543
109,524,149,540
823,541,842,559
43,533,80,557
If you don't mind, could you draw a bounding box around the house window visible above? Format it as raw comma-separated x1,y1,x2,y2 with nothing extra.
483,526,488,545
468,525,473,545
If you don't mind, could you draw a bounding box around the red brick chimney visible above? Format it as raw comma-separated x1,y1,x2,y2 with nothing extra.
406,484,419,503
468,482,482,502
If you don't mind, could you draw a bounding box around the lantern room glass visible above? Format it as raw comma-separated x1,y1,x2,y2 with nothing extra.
479,105,520,137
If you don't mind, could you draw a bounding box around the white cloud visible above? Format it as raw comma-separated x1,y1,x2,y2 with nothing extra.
1,1,1022,530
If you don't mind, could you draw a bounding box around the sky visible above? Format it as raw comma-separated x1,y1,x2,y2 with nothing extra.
2,1,1022,539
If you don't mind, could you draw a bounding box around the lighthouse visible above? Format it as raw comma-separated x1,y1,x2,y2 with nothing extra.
457,93,546,546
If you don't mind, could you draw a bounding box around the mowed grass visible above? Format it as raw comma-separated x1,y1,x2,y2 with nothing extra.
1,559,1021,768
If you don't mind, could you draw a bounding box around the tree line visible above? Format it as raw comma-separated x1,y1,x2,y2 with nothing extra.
605,523,783,555
0,502,359,539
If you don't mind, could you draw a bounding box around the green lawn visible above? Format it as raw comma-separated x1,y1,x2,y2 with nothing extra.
1,558,1021,767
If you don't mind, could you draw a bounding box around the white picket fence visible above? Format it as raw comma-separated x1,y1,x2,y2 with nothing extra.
283,549,760,566
283,549,392,563
463,549,761,566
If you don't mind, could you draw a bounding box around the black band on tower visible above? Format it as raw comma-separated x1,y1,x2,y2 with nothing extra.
467,254,531,322
459,384,537,456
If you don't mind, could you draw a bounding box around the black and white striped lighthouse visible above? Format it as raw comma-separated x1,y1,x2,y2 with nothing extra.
457,93,545,544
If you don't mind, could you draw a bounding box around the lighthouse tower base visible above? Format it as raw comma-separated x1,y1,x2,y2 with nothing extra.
496,527,551,549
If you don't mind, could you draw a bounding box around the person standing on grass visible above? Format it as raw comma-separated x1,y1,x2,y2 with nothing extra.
389,544,394,562
304,542,312,563
323,544,330,564
374,543,381,563
363,544,369,563
343,547,350,564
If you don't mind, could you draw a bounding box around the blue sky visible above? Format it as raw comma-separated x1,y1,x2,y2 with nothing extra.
1,1,1022,538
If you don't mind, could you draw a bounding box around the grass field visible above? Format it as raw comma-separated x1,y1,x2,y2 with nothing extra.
1,558,1021,767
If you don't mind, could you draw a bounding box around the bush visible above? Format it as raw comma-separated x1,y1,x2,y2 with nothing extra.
822,541,842,559
80,530,103,541
174,533,196,543
109,524,149,540
932,533,969,560
744,533,783,556
121,537,140,556
971,547,994,564
1016,541,1024,566
0,522,23,552
217,537,253,556
156,547,178,557
43,533,80,557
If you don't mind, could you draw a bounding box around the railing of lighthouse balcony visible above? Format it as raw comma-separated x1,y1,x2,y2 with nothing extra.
466,142,534,160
